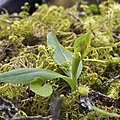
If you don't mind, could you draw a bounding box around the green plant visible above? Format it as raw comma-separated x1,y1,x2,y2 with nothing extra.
0,31,92,97
90,105,120,117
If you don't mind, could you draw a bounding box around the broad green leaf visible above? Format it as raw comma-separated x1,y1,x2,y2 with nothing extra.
74,32,92,58
0,68,61,84
30,77,53,97
0,68,75,91
47,32,72,64
91,105,120,117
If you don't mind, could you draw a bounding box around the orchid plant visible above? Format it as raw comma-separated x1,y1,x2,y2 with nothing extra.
0,31,92,97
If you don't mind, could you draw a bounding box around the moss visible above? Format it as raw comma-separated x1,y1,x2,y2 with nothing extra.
0,2,120,119
107,81,120,98
0,83,25,99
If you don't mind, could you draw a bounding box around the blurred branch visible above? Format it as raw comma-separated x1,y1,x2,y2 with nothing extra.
67,11,83,23
10,115,53,120
105,74,120,87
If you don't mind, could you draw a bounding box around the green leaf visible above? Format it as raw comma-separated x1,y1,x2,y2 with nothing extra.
30,77,53,97
72,52,82,87
74,32,92,58
0,68,61,84
76,60,82,79
47,32,72,64
91,105,120,117
71,32,91,88
0,68,75,91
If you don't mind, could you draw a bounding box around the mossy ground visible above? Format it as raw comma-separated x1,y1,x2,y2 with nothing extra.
0,1,120,119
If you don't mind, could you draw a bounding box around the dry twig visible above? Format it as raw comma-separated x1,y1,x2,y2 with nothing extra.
105,74,120,87
10,115,53,120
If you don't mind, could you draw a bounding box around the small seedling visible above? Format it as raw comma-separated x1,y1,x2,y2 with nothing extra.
0,31,92,97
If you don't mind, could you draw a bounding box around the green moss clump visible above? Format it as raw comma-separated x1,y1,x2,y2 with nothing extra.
0,1,120,119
